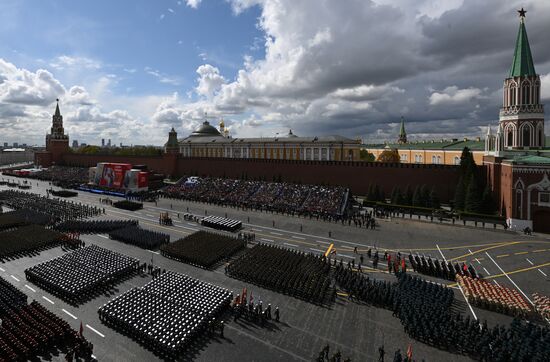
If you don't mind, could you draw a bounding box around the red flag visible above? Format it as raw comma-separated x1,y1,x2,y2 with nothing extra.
79,321,83,337
401,259,406,269
407,343,412,359
249,291,254,303
242,287,247,303
235,294,240,305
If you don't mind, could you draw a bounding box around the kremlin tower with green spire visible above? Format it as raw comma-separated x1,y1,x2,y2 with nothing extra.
498,8,544,150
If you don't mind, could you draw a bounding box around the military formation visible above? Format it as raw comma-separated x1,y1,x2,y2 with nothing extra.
226,243,332,304
0,190,102,222
0,276,93,361
407,253,477,281
392,274,550,361
113,199,143,211
161,230,246,269
458,274,532,318
108,225,170,249
98,271,231,359
54,219,138,234
0,224,65,261
25,245,140,304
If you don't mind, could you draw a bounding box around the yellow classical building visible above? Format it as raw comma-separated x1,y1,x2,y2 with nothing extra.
171,120,361,161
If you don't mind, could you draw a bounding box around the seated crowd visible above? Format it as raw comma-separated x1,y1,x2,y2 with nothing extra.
108,226,170,250
25,245,140,304
161,230,246,269
98,271,231,358
0,276,93,361
457,274,532,318
162,177,349,219
4,166,89,189
226,244,332,305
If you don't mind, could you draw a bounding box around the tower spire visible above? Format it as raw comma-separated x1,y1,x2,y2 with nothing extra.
509,8,536,77
398,116,407,144
54,98,61,117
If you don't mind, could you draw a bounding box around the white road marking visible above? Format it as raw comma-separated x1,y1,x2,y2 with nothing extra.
92,355,97,359
483,267,491,275
149,250,160,255
187,223,196,227
145,214,155,217
270,232,283,236
86,324,105,338
25,285,36,292
493,280,500,286
340,254,355,259
97,235,109,239
309,248,325,253
260,238,274,243
10,275,19,282
0,267,5,272
485,252,534,306
538,269,547,277
284,242,298,248
316,240,330,245
475,258,481,264
526,258,534,266
437,244,478,321
62,309,78,320
42,296,54,305
468,249,473,255
291,235,305,240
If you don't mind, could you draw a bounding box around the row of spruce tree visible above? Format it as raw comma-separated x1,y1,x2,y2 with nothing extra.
365,148,496,215
453,147,496,215
366,184,441,209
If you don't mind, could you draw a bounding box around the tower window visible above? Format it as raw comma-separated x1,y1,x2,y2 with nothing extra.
507,129,513,147
522,126,531,147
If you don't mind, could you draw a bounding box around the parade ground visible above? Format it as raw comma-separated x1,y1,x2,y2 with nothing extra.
1,178,549,362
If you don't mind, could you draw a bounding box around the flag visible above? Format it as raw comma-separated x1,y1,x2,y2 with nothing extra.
407,343,412,359
235,294,240,305
401,259,406,269
79,321,84,337
249,291,254,303
242,287,247,303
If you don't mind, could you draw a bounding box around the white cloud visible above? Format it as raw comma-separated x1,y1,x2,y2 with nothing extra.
185,0,203,9
331,85,404,102
50,55,101,70
429,86,483,106
144,67,181,86
195,64,226,98
540,73,550,100
0,58,65,106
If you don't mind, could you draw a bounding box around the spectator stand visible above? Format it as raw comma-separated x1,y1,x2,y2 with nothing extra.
201,215,242,232
160,230,246,269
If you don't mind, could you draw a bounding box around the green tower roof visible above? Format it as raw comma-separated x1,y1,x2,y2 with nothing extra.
399,117,406,137
509,16,536,78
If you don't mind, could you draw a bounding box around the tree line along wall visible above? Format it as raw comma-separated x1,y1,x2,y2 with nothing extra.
60,153,469,201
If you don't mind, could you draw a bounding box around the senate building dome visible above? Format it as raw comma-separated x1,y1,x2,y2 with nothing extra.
189,121,222,137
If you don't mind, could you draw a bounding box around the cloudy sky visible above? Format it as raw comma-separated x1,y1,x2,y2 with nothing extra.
1,0,549,146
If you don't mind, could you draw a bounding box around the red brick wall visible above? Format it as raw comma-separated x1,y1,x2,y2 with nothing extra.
175,157,463,201
57,153,466,201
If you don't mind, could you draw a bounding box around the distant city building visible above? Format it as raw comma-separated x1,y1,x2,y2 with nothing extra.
102,139,105,147
169,120,361,161
72,140,79,148
13,142,18,148
3,143,7,148
108,139,111,147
